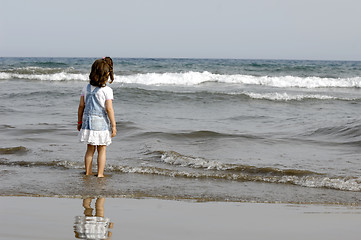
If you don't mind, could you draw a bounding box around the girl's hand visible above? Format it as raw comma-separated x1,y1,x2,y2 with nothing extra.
111,127,117,137
105,100,116,138
78,96,85,131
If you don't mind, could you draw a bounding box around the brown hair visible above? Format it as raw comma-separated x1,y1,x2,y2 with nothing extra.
89,57,114,87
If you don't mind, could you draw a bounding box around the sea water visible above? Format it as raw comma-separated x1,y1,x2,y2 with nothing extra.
0,57,361,204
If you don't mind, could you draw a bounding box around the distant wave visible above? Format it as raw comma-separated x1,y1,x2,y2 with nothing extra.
0,72,88,81
241,92,354,101
116,72,361,88
2,69,361,89
1,69,357,101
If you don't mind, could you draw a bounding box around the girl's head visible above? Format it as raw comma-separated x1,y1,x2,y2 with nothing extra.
89,57,114,87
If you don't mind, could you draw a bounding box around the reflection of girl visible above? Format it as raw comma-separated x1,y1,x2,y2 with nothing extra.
74,198,113,239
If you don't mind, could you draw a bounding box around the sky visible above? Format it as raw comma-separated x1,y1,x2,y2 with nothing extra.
1,0,361,60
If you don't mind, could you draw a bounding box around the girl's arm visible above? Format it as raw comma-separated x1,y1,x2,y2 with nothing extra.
77,96,85,131
105,99,117,137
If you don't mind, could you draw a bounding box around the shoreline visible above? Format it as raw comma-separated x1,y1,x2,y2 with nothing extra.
1,193,361,206
1,196,360,240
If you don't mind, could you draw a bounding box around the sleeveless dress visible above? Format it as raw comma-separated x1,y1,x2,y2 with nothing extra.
79,84,112,146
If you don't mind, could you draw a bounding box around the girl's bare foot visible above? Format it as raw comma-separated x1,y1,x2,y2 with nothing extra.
84,171,93,176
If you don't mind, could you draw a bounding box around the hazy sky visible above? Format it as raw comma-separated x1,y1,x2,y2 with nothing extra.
1,0,361,60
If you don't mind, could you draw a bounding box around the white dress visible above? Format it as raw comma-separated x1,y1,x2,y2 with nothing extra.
78,84,113,146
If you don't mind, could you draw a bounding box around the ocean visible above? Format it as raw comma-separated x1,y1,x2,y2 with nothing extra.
1,57,361,205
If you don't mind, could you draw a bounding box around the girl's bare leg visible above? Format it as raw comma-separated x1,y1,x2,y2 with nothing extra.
97,145,107,177
85,144,96,175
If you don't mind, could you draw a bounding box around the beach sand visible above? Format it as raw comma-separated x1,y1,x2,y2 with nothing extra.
0,196,360,240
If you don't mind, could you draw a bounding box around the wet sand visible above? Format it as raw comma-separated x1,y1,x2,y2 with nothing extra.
0,196,360,240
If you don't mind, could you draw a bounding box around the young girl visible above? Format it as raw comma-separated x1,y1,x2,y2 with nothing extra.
77,57,117,177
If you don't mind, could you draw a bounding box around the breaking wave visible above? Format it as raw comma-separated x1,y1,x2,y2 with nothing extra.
241,92,354,101
117,72,361,88
157,151,361,192
2,68,361,89
0,71,88,81
116,72,361,88
1,152,360,192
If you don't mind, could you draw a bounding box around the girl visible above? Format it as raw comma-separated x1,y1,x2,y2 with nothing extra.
77,57,117,177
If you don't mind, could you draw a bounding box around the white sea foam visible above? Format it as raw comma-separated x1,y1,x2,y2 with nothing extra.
107,162,361,192
242,92,348,101
114,72,361,88
158,151,361,191
0,72,88,81
2,70,361,89
280,176,361,192
160,151,226,170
